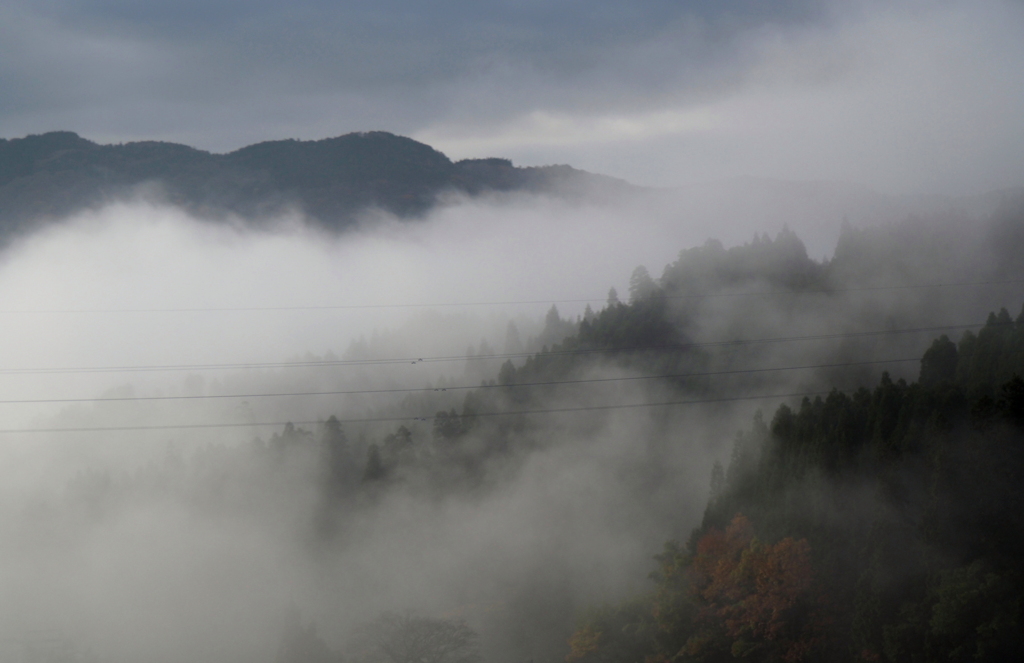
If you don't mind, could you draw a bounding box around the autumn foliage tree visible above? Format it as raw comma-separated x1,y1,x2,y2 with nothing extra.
678,515,829,662
568,515,829,663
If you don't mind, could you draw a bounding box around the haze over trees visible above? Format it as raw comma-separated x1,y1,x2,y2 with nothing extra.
0,151,1022,663
567,310,1024,662
2,0,1022,660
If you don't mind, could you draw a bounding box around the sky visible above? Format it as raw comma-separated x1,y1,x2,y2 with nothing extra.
1,0,1022,194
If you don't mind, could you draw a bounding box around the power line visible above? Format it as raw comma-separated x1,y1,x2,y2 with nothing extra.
0,390,832,434
0,278,1021,314
0,357,918,405
0,319,1002,375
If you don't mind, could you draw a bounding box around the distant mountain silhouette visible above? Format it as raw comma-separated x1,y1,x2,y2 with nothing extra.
0,131,633,238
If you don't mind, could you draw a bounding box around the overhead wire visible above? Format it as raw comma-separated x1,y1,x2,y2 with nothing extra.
0,277,1020,314
0,357,919,405
0,319,1006,375
0,390,836,434
0,322,1013,433
0,286,1018,431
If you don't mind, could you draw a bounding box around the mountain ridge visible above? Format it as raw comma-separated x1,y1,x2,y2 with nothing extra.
0,130,634,239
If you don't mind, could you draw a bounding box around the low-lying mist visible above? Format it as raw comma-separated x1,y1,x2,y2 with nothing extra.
0,190,715,663
0,185,1020,663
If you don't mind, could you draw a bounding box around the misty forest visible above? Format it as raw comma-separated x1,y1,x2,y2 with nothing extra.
0,128,1021,663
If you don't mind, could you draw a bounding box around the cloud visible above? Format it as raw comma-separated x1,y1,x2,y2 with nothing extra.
419,1,1024,194
0,2,1021,193
0,2,827,147
416,107,725,155
0,195,738,662
0,171,1017,661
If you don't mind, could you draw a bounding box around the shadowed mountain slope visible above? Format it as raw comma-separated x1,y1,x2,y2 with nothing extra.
0,131,632,238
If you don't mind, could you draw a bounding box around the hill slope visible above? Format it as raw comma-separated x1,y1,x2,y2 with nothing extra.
0,131,631,238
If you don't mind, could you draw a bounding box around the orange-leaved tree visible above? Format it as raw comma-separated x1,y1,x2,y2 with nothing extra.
679,514,829,662
568,514,831,663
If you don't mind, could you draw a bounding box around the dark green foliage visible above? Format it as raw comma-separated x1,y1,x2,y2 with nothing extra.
697,310,1024,661
497,359,517,385
660,228,823,296
573,309,1024,663
578,290,682,351
628,266,657,303
919,335,957,386
535,305,580,349
955,306,1024,400
1000,375,1024,425
433,409,469,441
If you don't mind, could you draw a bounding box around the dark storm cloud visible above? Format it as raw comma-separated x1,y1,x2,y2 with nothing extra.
0,1,824,146
0,1,1021,194
44,0,823,73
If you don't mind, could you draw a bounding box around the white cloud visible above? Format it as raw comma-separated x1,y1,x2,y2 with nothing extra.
415,107,723,156
418,1,1024,194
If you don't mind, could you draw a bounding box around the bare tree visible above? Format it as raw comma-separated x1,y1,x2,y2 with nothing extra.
356,612,480,663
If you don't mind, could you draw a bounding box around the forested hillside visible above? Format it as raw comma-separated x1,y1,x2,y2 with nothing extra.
0,131,629,239
566,309,1024,663
316,198,1024,662
6,196,1024,663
